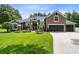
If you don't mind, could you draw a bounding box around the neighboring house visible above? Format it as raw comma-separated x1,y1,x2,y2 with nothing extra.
11,11,77,32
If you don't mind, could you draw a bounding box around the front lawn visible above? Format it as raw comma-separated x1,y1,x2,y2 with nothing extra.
0,30,53,54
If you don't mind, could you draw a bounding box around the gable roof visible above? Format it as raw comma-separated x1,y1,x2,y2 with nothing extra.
66,20,77,25
46,10,77,25
46,10,66,19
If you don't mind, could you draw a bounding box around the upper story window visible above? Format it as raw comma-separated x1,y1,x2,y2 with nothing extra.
54,15,59,22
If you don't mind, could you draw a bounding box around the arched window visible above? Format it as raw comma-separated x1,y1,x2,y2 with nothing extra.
54,15,59,22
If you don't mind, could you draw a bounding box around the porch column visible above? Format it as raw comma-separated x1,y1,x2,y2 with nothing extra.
30,23,33,30
64,25,66,32
21,23,23,30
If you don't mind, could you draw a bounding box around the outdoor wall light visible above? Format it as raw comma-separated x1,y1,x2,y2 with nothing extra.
37,23,38,24
31,23,32,24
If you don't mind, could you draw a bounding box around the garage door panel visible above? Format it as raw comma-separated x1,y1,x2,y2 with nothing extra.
48,25,64,32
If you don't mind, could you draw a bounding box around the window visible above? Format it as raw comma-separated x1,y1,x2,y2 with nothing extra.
54,15,59,22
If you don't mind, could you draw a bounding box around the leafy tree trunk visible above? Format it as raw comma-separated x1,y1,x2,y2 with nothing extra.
7,29,10,32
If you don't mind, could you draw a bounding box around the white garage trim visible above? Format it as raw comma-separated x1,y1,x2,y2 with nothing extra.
48,24,65,25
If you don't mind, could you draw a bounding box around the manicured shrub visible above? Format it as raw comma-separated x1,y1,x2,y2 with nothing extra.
36,25,44,34
36,23,44,34
35,29,43,34
14,30,21,33
22,29,31,33
25,23,30,30
14,29,31,33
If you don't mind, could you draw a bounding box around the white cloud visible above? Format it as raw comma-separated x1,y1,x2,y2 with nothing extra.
27,5,39,10
25,5,48,10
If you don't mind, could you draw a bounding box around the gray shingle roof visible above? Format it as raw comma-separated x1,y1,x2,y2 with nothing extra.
11,18,30,23
22,19,30,23
30,16,46,22
66,20,77,25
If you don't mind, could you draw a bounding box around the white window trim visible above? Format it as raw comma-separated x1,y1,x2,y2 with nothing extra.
53,15,59,22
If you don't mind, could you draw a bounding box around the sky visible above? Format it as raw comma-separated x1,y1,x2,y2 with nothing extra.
11,4,79,19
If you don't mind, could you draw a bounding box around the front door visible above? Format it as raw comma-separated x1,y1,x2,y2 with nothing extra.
32,21,37,30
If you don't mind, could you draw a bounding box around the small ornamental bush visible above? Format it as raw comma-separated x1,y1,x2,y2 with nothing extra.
22,29,31,33
36,23,44,34
14,30,21,33
35,29,43,34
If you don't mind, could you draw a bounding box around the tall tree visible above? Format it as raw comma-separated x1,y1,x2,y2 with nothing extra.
65,10,79,27
0,4,21,24
64,12,72,20
29,12,47,17
71,11,79,22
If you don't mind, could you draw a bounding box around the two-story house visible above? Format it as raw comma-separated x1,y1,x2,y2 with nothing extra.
11,11,76,32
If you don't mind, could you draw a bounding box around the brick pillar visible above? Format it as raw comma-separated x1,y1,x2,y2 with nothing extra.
21,23,23,30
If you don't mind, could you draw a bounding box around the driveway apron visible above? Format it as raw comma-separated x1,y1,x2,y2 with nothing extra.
51,32,79,54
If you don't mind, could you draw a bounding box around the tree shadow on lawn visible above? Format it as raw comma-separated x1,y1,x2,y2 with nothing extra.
0,44,49,54
0,32,9,33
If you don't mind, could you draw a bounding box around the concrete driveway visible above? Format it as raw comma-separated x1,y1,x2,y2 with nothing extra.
51,32,79,54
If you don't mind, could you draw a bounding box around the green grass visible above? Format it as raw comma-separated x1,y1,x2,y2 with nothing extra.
0,29,53,53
